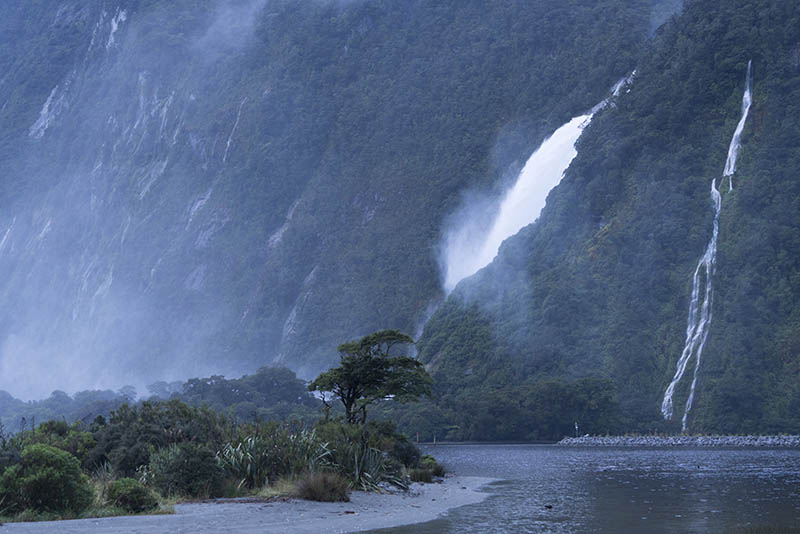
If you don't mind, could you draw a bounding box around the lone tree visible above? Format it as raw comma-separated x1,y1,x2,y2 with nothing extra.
309,330,432,424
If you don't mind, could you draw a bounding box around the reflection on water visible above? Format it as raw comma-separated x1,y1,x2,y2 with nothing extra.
367,444,800,533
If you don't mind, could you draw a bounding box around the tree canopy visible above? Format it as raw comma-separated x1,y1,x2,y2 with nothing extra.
309,330,432,424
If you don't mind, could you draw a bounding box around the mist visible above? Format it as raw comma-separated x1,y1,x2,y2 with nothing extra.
0,1,272,399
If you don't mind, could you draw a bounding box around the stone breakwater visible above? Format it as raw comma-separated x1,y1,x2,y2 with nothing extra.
557,435,800,448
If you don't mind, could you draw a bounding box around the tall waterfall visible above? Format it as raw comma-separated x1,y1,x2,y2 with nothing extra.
441,114,591,293
441,77,633,293
661,62,753,431
723,61,753,190
660,179,721,428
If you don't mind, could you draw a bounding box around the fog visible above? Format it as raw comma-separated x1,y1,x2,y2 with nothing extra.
0,0,272,399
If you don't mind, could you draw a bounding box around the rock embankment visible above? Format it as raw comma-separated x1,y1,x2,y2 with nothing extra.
557,435,800,448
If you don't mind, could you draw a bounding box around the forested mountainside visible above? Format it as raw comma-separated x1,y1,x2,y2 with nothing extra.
418,0,800,437
0,0,659,398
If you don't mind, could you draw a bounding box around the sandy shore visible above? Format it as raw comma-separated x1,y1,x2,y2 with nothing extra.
0,476,493,534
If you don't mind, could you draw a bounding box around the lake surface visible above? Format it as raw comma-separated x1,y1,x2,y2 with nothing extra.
369,444,800,533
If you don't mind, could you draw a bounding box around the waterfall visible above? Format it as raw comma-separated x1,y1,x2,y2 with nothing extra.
441,76,634,294
441,113,592,293
661,178,721,428
223,97,247,163
661,62,752,430
723,60,753,190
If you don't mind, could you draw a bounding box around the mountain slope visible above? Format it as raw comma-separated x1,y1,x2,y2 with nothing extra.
418,0,800,435
0,0,656,397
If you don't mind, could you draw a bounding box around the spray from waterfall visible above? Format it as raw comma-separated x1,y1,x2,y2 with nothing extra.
441,75,633,294
661,62,753,431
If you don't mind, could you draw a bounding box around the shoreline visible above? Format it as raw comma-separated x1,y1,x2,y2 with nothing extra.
0,476,494,534
557,435,800,448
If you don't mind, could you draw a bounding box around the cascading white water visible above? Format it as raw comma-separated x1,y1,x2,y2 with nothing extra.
440,76,634,293
661,178,721,428
441,113,592,293
661,62,753,430
223,97,247,163
479,115,591,273
723,60,753,190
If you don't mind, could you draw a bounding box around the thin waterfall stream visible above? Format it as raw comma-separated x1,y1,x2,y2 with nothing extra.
661,61,753,430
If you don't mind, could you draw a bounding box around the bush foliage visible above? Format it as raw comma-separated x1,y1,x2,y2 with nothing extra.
149,442,225,499
0,444,93,515
108,478,159,513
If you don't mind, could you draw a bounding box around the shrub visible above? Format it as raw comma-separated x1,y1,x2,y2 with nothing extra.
315,422,408,491
408,468,433,483
89,401,234,477
389,437,421,468
108,478,159,513
294,472,350,502
11,421,96,468
217,428,331,489
332,440,407,491
352,421,421,467
419,455,445,477
149,442,224,498
107,443,151,479
0,444,93,515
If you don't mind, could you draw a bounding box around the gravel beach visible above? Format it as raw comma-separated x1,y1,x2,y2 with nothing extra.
557,435,800,447
0,476,493,534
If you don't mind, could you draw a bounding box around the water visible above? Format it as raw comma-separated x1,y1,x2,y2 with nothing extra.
723,61,753,190
370,444,800,534
472,114,591,278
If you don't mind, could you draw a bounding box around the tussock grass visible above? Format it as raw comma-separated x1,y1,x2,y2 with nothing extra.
293,472,350,502
408,468,433,483
256,477,297,500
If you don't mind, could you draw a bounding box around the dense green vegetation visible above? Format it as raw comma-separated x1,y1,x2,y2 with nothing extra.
374,377,620,442
0,444,93,516
0,398,430,521
0,333,439,522
418,0,800,434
